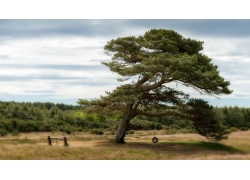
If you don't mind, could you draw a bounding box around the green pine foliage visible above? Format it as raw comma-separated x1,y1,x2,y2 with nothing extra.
78,29,233,142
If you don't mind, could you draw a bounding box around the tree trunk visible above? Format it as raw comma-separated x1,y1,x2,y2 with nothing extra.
114,105,133,143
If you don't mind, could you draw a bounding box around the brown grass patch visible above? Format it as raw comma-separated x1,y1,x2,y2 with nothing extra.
0,130,250,159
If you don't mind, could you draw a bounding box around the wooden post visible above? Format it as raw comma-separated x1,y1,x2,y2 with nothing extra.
64,137,68,146
48,136,52,146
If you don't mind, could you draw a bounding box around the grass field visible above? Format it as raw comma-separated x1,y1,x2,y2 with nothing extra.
0,130,250,160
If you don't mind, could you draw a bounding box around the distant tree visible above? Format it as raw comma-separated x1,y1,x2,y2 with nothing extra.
78,29,233,143
221,106,245,128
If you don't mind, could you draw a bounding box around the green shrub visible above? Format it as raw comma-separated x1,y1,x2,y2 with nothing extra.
75,127,83,132
91,129,104,135
129,119,162,130
110,129,116,135
66,129,72,134
240,127,248,131
11,130,19,136
126,130,135,134
16,121,41,132
0,128,8,136
170,124,181,130
38,124,52,132
105,130,116,135
162,125,170,130
245,122,250,128
229,127,238,132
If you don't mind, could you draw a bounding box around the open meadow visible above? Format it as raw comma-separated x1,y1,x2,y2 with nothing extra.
0,130,250,160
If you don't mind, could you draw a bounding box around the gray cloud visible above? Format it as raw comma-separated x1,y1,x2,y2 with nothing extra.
0,63,108,71
23,90,56,94
1,19,250,106
0,74,117,86
127,19,250,38
1,20,250,40
0,20,128,39
0,93,78,105
212,60,248,75
37,64,107,71
0,55,9,60
89,59,110,62
0,75,81,81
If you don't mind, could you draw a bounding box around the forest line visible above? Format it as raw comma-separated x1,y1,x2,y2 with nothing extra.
0,101,249,136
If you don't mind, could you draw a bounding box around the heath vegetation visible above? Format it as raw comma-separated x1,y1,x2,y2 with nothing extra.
0,130,250,160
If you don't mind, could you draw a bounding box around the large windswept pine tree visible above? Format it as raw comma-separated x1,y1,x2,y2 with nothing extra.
78,29,232,143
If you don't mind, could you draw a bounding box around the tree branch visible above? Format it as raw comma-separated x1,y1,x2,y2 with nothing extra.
132,100,141,112
134,75,150,89
142,79,164,92
142,77,176,92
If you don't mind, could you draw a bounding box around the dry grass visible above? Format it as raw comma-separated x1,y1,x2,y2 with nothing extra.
0,130,250,160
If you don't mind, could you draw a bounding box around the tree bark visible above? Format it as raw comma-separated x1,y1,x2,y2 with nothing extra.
114,104,133,143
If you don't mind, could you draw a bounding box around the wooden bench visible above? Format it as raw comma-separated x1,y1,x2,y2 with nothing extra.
47,136,68,146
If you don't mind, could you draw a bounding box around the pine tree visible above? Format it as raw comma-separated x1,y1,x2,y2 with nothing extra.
78,29,232,143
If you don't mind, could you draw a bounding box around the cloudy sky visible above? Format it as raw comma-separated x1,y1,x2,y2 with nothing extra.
0,19,250,107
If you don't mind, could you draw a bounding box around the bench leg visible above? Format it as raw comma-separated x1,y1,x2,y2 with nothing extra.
64,137,68,146
48,136,52,146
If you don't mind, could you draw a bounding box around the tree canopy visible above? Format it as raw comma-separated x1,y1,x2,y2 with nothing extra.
78,29,232,143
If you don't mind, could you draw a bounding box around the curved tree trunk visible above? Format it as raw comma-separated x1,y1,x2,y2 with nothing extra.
114,104,134,143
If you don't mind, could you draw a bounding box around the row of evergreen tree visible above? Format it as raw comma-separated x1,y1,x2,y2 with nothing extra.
137,106,250,131
0,101,249,136
0,101,157,136
0,101,110,135
0,101,81,121
214,106,250,128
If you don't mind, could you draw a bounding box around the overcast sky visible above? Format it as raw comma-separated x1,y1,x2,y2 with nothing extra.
0,19,250,107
